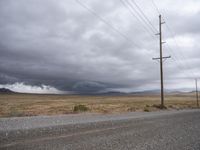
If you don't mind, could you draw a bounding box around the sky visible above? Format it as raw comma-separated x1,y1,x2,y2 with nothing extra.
0,0,200,94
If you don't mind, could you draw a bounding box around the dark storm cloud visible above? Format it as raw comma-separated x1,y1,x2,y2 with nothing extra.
0,0,199,93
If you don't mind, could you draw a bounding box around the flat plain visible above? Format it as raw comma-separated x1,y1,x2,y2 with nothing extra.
0,92,198,118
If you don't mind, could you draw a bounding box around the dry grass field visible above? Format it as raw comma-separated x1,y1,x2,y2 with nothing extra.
0,93,199,118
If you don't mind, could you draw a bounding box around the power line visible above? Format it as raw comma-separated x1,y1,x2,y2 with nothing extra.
150,0,196,78
165,44,193,79
120,0,155,38
130,0,158,32
151,0,160,14
165,24,196,78
75,0,141,49
124,0,157,34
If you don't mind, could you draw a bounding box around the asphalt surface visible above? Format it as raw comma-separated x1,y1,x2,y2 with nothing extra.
0,109,200,150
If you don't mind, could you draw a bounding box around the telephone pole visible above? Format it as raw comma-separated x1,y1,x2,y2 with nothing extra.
195,79,199,107
153,15,171,108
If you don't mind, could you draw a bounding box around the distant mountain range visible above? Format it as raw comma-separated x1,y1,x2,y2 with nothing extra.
75,90,162,96
71,88,195,95
0,88,15,94
0,87,191,95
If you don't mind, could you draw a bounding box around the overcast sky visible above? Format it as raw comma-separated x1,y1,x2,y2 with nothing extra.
0,0,200,93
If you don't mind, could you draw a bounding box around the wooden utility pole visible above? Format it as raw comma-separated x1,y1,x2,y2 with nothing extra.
195,79,199,107
153,15,171,109
159,15,164,108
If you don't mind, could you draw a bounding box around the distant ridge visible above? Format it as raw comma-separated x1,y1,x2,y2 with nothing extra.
73,89,187,96
0,88,15,94
74,90,160,96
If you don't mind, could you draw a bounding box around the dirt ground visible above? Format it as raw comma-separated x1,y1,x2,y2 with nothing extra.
0,93,199,117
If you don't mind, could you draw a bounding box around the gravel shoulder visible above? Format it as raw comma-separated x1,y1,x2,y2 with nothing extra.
0,109,200,150
0,109,199,131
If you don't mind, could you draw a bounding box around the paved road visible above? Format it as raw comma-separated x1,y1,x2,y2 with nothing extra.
0,110,200,150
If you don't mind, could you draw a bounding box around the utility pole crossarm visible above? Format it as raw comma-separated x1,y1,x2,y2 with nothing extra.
152,56,171,60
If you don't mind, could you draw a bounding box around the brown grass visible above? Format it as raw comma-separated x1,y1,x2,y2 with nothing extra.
0,93,199,117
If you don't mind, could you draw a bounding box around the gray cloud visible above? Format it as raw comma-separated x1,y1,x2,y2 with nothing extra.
0,0,199,93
